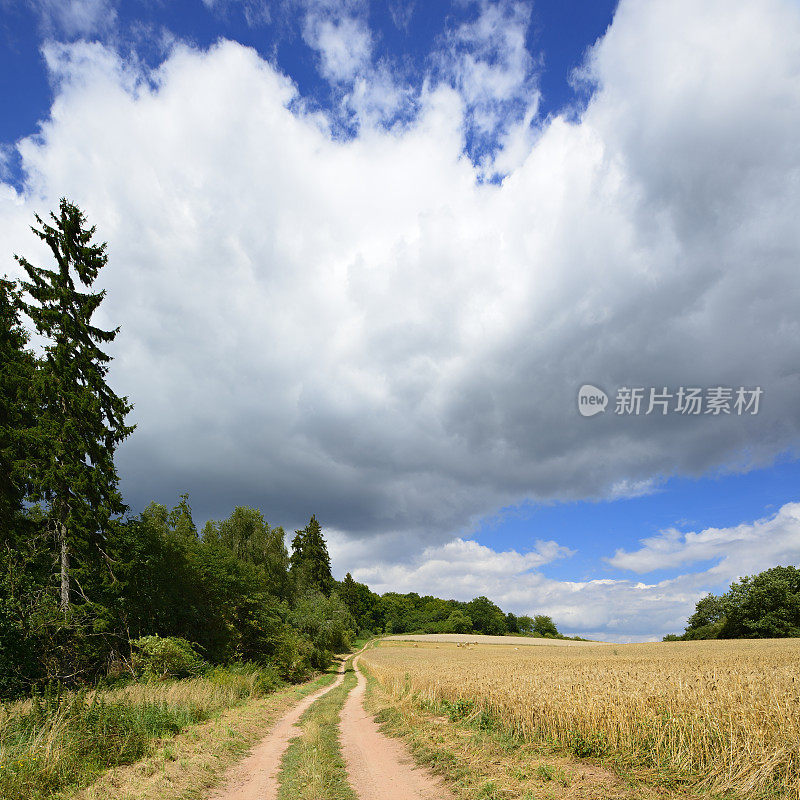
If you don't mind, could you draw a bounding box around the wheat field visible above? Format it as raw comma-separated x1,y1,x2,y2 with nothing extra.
361,638,800,798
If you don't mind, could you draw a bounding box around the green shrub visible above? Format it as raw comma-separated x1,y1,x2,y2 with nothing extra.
131,635,205,680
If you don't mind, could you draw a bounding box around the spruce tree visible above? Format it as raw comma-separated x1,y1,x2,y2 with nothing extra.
290,515,334,596
15,199,134,612
0,278,35,536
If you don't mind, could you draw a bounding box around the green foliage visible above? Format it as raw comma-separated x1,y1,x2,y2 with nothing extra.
466,596,507,635
720,565,800,638
569,729,608,758
516,614,534,634
167,493,197,541
15,199,134,612
336,572,382,633
444,610,473,634
290,515,334,596
203,506,290,600
131,635,205,680
0,278,35,535
289,590,355,667
532,614,558,637
441,696,476,721
665,565,800,640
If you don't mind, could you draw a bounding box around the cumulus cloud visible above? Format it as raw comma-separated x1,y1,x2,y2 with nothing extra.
347,537,574,594
607,502,800,576
1,0,800,578
328,503,800,640
326,528,696,641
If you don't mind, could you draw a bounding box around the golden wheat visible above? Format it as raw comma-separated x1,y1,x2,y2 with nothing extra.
362,638,800,798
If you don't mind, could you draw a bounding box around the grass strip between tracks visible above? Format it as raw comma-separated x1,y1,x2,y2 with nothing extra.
276,657,358,800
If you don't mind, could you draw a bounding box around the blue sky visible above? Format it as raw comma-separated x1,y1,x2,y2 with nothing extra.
2,0,800,641
1,0,616,185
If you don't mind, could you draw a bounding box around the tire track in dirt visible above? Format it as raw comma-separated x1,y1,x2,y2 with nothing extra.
209,658,348,800
339,656,455,800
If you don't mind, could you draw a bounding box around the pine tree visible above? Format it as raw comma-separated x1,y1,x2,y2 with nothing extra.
0,278,35,536
289,527,306,573
290,515,334,596
15,199,134,612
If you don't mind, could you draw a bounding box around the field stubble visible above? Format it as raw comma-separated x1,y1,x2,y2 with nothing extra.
361,638,800,799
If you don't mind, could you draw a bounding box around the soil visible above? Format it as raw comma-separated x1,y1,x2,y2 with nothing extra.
338,656,455,800
208,659,347,800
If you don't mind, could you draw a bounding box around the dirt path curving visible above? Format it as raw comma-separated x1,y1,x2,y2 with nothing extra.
339,656,455,800
209,659,348,800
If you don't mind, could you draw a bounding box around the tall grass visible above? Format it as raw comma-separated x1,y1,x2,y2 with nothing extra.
362,638,800,799
0,664,282,800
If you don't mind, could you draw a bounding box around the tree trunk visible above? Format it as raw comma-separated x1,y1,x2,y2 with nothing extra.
58,521,70,612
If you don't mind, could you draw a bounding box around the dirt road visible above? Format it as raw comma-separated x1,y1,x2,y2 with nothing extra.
209,659,347,800
338,656,455,800
209,649,452,800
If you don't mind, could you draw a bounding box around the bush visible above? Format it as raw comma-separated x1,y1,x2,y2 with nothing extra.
131,635,205,680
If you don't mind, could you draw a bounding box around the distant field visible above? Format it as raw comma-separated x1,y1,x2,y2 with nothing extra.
383,632,606,647
363,637,800,799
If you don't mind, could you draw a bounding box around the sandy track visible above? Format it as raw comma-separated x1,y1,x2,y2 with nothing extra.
340,656,455,800
209,659,347,800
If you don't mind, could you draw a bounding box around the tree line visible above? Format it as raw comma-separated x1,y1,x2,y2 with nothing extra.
663,565,800,641
0,200,566,699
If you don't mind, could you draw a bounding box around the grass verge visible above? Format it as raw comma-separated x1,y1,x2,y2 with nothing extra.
0,667,336,800
276,658,358,800
359,661,705,800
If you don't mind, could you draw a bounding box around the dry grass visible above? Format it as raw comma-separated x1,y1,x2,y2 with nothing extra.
0,666,288,800
71,672,337,800
361,638,800,799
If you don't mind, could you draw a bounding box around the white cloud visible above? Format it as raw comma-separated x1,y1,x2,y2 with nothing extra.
326,528,697,640
348,537,573,594
304,14,372,83
435,0,539,160
28,0,117,37
607,502,800,576
329,502,800,640
1,0,800,579
299,0,413,128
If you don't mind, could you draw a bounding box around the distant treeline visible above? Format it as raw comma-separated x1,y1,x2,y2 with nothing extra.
664,565,800,641
0,200,566,699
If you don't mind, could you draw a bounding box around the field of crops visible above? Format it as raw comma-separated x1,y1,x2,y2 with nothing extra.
361,637,800,798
